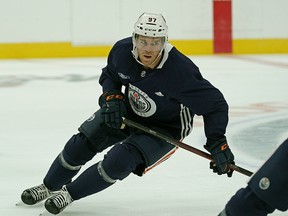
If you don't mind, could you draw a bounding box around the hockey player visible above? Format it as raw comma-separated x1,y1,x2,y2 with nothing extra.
21,12,235,214
218,138,288,216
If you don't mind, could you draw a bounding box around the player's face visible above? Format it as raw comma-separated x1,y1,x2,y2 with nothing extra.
135,35,164,69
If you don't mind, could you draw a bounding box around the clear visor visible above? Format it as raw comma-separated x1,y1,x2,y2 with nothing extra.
135,36,165,52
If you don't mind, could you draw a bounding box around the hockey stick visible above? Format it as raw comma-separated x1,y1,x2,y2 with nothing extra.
123,118,253,177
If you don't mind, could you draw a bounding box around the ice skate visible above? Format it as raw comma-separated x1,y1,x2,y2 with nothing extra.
44,186,73,215
21,183,52,205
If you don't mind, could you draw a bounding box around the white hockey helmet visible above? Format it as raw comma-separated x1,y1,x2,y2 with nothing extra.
133,12,168,42
132,13,168,62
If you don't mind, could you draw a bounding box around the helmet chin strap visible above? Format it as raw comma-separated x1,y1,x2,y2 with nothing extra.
146,48,164,69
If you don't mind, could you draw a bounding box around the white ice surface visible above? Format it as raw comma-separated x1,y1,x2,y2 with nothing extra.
1,54,288,215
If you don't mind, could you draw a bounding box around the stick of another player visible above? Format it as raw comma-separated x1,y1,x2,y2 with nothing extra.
122,118,253,177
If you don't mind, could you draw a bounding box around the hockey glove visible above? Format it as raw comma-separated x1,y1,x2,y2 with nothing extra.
204,138,235,177
99,90,126,129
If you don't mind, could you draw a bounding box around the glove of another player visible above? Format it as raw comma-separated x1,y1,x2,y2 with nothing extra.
204,138,235,177
98,90,126,129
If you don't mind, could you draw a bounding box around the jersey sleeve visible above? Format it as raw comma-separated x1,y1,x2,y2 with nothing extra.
99,65,122,92
175,67,229,146
99,42,124,92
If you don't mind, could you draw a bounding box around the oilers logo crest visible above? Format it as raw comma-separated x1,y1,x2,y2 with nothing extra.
128,84,156,117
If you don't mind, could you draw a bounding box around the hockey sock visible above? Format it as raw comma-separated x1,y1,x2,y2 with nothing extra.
66,143,144,200
65,163,113,200
44,155,80,191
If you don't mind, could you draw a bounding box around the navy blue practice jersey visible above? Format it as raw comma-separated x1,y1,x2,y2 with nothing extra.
247,138,288,211
99,37,228,145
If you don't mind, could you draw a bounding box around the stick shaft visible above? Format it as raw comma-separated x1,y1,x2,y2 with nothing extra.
123,118,253,177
